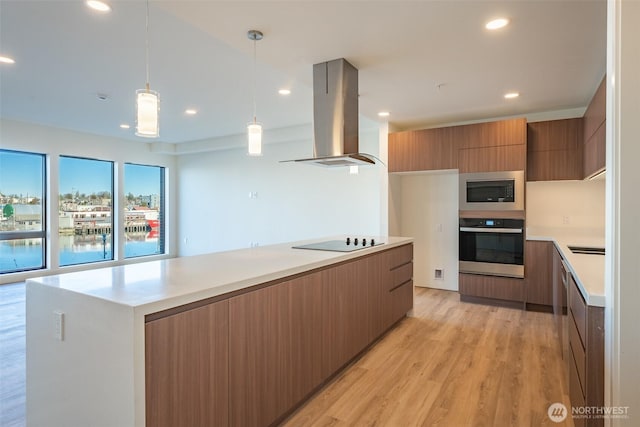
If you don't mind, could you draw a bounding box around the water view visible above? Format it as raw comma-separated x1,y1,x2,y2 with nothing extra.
1,151,165,274
0,233,162,272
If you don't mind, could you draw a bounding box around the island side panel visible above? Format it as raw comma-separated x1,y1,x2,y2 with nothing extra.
26,281,136,427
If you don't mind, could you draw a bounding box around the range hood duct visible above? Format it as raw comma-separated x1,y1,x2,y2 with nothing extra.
283,58,376,167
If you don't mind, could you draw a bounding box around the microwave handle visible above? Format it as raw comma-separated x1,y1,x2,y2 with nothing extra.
459,227,523,234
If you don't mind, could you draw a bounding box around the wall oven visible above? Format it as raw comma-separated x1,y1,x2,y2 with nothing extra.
459,218,524,278
459,170,524,211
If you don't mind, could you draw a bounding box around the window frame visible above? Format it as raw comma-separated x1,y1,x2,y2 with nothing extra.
123,162,166,258
0,149,47,274
58,155,115,267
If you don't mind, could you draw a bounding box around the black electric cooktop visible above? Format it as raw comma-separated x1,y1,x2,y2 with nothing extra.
292,238,383,253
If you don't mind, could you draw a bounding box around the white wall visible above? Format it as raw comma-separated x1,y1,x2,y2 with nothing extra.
526,179,606,231
0,119,177,284
607,1,640,424
176,128,385,256
389,171,459,291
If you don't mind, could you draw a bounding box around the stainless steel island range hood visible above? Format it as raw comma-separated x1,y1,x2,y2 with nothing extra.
283,58,377,167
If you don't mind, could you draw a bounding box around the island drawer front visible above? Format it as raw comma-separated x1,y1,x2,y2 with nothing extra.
388,244,413,269
569,274,587,345
389,280,413,321
390,262,413,290
569,313,586,394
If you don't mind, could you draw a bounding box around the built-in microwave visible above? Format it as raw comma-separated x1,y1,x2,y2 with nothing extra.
459,170,524,211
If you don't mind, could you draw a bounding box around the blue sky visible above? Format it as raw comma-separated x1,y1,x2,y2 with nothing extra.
0,151,161,198
0,150,43,197
59,156,113,195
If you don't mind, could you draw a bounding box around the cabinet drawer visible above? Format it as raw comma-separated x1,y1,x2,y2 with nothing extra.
388,244,413,269
390,262,413,291
459,273,525,302
569,314,586,394
389,280,413,321
569,275,587,345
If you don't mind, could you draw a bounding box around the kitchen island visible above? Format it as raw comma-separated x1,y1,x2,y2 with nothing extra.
26,236,413,427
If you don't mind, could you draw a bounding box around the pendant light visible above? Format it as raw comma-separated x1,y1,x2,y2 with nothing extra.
135,0,159,138
247,30,263,156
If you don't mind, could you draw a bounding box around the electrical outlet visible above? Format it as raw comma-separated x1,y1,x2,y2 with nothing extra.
54,311,64,341
436,223,443,232
562,216,570,225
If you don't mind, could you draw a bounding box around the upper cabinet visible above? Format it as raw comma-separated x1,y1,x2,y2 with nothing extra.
388,127,457,172
389,118,526,173
583,77,606,178
527,118,584,181
457,118,527,173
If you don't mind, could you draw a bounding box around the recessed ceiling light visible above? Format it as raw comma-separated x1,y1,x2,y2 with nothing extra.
0,56,15,64
120,124,130,129
486,18,509,30
378,111,390,117
504,92,520,99
86,0,111,12
185,109,197,115
278,89,291,95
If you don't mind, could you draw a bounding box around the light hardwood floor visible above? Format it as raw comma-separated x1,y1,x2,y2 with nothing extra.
0,284,571,427
282,287,573,427
0,282,25,427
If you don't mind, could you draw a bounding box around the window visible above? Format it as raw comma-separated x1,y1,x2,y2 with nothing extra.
124,163,165,258
59,156,114,266
0,149,46,274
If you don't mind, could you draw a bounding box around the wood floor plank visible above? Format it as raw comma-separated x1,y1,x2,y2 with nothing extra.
0,282,26,427
282,288,573,427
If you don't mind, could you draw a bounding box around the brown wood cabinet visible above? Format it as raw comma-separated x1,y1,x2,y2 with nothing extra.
145,300,229,427
567,274,605,427
145,244,413,427
583,123,606,179
388,118,526,173
456,118,527,173
455,117,527,149
388,127,457,172
527,118,583,181
525,241,554,308
458,144,526,173
583,77,606,178
552,246,568,355
459,273,525,303
228,271,327,427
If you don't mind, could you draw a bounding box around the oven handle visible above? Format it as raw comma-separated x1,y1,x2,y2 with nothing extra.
459,227,523,234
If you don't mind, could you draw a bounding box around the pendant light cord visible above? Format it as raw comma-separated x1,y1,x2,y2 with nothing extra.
252,37,257,123
145,0,150,91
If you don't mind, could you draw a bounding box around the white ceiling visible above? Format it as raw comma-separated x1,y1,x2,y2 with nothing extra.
0,0,606,145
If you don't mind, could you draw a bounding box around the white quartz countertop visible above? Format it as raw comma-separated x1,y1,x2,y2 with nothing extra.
26,236,413,315
527,227,605,307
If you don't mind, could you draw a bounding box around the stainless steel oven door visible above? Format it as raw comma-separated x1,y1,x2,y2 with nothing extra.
459,222,524,278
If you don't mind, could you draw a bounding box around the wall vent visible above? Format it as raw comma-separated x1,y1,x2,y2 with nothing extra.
434,269,444,280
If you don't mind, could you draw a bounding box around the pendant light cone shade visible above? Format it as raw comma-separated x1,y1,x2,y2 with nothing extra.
247,30,263,155
135,88,159,137
247,121,263,156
